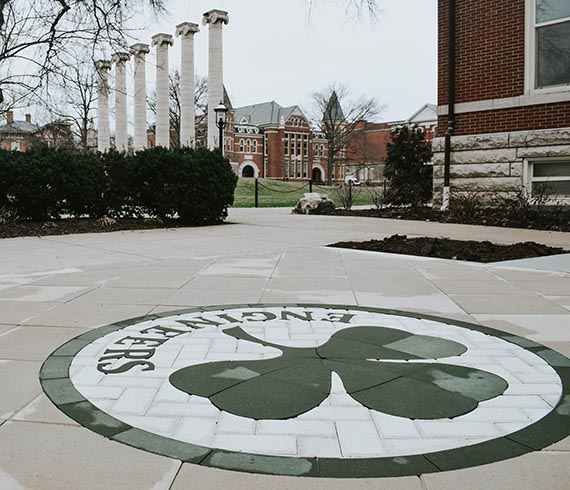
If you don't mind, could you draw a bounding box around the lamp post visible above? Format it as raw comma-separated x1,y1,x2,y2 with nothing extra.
214,101,228,156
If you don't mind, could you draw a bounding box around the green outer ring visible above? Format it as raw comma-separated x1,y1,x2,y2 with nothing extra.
40,303,570,478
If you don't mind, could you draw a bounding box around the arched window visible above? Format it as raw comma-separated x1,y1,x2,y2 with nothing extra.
246,140,251,153
239,139,244,152
252,140,258,153
320,144,325,156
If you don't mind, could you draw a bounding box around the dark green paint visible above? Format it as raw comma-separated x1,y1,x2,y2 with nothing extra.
169,325,506,420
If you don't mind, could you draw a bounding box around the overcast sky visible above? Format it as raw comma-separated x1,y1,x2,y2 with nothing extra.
128,0,437,123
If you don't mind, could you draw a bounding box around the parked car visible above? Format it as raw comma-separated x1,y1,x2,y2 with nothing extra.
344,176,361,186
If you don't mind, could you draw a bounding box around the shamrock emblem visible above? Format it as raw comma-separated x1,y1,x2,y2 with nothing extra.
169,325,508,420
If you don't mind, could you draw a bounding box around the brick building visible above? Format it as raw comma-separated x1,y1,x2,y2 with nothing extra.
226,101,436,183
434,0,570,204
228,101,329,182
346,104,437,182
0,111,73,151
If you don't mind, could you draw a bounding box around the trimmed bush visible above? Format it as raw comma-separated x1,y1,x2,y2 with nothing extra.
384,125,433,206
131,147,237,224
0,148,60,220
0,147,237,224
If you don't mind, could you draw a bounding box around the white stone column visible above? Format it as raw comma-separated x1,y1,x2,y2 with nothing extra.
203,9,229,150
130,43,150,151
112,52,130,152
151,33,174,148
175,22,200,148
95,60,112,152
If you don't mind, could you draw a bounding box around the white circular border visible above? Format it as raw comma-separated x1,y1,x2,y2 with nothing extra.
69,306,562,459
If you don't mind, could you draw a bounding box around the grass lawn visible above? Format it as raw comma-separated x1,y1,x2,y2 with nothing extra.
232,178,378,208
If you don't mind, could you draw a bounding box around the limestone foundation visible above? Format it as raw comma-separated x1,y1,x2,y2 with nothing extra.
203,9,229,149
130,43,150,151
95,60,112,152
152,33,174,148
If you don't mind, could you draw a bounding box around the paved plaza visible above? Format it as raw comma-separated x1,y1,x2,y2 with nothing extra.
1,208,570,489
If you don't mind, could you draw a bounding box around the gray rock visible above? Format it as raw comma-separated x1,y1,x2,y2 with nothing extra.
292,193,336,215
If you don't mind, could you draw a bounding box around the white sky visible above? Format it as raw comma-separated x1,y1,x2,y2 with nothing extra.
128,0,437,122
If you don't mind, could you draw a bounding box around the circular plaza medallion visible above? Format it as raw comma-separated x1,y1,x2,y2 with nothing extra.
41,304,570,478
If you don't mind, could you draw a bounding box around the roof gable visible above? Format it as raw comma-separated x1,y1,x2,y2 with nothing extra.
408,104,437,124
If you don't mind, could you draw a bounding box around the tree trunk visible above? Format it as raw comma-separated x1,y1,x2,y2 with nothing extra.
327,153,334,186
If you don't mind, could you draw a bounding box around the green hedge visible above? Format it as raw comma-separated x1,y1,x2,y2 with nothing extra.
0,147,237,224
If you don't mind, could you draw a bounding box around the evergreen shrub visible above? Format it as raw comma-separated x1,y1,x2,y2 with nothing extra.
384,125,433,206
0,147,237,224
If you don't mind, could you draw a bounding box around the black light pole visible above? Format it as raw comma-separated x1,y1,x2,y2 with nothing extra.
214,101,228,156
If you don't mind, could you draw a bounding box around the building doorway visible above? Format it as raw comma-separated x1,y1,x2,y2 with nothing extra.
312,167,323,183
242,165,255,178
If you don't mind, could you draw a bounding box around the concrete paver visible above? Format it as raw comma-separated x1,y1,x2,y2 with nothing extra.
0,208,569,488
421,452,570,490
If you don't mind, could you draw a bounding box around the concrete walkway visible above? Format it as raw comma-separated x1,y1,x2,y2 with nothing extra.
1,208,569,489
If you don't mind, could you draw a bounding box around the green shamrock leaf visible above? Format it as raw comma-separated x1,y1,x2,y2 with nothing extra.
169,326,508,420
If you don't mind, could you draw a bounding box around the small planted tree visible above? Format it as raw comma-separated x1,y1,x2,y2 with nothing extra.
384,125,433,206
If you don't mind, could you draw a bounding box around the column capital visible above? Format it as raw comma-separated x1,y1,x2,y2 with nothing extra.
130,43,150,57
95,60,112,72
111,52,130,65
151,33,174,47
202,9,229,26
176,22,200,37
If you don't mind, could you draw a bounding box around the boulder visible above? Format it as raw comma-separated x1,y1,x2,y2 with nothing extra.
293,193,336,215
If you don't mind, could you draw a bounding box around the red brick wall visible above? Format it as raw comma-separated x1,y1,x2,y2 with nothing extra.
438,101,570,136
438,0,570,137
438,0,525,107
265,130,284,179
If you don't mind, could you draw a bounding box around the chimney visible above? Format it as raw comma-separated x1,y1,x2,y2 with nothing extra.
25,114,31,123
6,111,14,124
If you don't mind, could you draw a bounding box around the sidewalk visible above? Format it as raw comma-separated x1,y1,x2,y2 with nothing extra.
1,208,569,489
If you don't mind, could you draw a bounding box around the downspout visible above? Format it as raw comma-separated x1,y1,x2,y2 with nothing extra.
442,0,456,211
263,130,267,178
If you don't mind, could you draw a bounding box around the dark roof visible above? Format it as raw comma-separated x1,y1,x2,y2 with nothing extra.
0,121,39,134
223,86,233,110
323,91,345,124
234,101,298,127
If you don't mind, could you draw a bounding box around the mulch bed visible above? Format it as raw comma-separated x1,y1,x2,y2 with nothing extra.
329,234,567,263
322,206,570,232
0,218,191,239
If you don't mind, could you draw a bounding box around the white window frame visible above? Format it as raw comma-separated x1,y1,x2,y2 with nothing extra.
525,157,570,203
525,0,570,95
10,140,20,151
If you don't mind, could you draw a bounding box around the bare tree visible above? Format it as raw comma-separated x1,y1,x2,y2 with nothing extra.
0,0,165,113
307,0,379,21
35,52,98,152
148,71,207,148
311,84,382,185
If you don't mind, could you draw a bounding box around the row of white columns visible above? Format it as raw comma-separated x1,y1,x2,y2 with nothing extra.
96,9,229,153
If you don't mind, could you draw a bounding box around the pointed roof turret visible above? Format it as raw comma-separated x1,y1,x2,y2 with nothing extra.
223,85,233,110
323,90,345,124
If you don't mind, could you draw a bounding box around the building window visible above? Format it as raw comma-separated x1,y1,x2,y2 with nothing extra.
10,141,20,151
532,0,570,89
253,140,258,153
239,139,244,152
530,160,570,199
246,140,251,153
